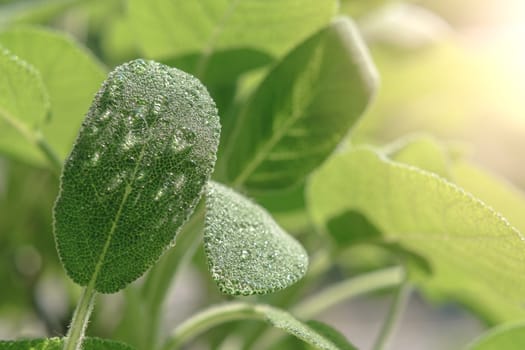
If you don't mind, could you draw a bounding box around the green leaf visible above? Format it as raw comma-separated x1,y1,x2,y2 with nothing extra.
224,17,378,191
451,161,525,235
305,320,357,350
204,181,308,295
308,147,525,322
164,302,356,350
466,322,525,350
0,47,50,164
386,135,452,179
0,337,135,350
53,59,221,293
0,26,107,163
258,305,356,350
128,0,338,60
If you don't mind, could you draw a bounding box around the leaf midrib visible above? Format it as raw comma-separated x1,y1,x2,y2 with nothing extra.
87,144,146,289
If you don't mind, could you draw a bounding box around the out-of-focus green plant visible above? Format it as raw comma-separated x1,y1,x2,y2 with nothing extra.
1,1,525,350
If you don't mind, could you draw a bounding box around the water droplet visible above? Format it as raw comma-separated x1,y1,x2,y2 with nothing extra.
106,171,126,192
122,132,139,150
99,109,111,121
90,152,100,166
136,171,146,181
154,188,165,201
173,174,185,192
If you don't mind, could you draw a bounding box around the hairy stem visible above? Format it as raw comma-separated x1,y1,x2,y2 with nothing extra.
161,302,264,350
62,283,97,350
372,279,411,350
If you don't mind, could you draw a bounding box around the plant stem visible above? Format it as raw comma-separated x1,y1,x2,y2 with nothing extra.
372,279,411,350
161,302,264,350
294,266,404,318
141,205,205,349
62,282,97,350
1,109,63,175
35,131,63,175
251,266,404,350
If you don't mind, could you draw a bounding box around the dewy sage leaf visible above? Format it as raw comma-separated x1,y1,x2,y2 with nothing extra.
204,181,308,295
54,59,220,293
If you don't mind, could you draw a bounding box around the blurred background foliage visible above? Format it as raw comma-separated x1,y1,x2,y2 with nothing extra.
0,0,524,348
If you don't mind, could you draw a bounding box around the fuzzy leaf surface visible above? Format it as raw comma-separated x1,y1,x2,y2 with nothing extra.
308,147,525,322
0,26,106,163
258,305,356,350
225,18,377,191
204,181,308,295
54,59,220,293
0,337,135,350
128,0,337,60
0,47,50,164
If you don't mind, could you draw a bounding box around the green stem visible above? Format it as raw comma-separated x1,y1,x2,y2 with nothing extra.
372,279,411,350
294,266,404,318
1,109,63,174
251,266,404,350
161,302,264,350
141,205,205,349
35,131,63,174
62,283,97,350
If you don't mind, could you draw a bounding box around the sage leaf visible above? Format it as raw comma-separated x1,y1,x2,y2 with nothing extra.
0,26,106,164
224,17,378,191
54,59,220,293
204,181,308,295
308,147,525,322
0,337,135,350
451,161,525,235
128,0,337,60
258,305,356,350
305,320,357,350
466,322,525,350
0,47,50,165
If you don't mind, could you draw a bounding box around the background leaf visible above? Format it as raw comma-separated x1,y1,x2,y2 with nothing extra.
0,26,106,164
204,181,308,295
308,147,525,322
54,59,220,293
0,337,135,349
466,322,525,350
0,47,50,165
128,0,338,61
223,17,378,191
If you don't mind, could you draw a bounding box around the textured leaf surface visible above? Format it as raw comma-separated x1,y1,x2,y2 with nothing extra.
225,17,378,190
308,147,525,322
466,322,525,350
451,161,525,234
204,181,308,295
54,59,220,293
0,26,106,163
258,304,356,350
388,135,525,234
305,320,357,350
0,337,135,350
128,0,337,59
0,47,50,164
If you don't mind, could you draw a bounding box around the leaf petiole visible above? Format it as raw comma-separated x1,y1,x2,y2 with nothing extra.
372,278,411,350
62,282,97,350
